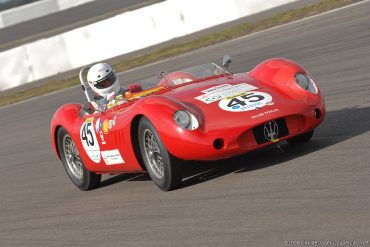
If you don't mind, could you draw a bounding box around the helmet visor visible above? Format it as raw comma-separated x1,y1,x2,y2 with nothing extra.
94,72,117,89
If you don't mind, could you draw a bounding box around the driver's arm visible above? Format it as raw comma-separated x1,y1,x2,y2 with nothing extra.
128,84,142,93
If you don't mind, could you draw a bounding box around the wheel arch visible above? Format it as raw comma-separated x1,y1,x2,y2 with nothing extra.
51,103,82,161
130,114,146,171
129,96,186,160
53,125,62,160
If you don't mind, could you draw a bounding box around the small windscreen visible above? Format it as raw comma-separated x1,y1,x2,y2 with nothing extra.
137,63,228,89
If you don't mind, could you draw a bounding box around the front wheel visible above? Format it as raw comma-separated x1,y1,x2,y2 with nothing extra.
57,127,101,190
138,117,182,191
287,130,314,146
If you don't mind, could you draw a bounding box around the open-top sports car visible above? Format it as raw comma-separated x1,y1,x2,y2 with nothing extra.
51,56,325,191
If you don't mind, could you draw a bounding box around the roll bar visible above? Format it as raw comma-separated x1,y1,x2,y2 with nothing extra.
79,66,92,102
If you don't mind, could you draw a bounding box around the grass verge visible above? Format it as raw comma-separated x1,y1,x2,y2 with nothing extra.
0,0,362,107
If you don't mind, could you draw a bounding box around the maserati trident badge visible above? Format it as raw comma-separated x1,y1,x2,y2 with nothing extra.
264,120,279,142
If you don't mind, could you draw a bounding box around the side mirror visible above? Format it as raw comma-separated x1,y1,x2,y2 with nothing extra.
82,102,96,114
222,55,232,69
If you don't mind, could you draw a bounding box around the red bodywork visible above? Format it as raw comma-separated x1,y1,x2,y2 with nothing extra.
51,59,325,174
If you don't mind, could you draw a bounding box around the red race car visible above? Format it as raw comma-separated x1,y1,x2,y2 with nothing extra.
51,56,325,191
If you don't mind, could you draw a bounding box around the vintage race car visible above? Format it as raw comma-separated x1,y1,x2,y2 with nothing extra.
51,56,325,191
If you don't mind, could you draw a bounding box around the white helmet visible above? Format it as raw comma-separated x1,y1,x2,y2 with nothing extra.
87,63,120,97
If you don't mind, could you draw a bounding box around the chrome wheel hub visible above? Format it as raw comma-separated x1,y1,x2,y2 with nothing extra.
143,129,164,179
63,134,83,180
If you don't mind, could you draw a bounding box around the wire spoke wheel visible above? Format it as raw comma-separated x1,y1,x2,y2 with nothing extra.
143,129,164,179
63,134,83,180
57,127,101,191
138,117,182,191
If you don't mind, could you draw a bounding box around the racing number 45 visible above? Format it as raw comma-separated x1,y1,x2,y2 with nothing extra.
227,92,265,108
81,122,94,146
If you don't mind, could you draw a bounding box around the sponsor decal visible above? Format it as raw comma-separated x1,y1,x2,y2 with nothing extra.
103,118,109,134
108,116,117,130
263,120,279,143
107,99,117,109
195,83,258,104
80,118,100,163
99,131,106,145
102,116,117,134
95,118,102,133
219,91,273,112
101,149,125,165
251,108,279,119
130,86,164,99
106,94,127,109
201,84,233,94
86,150,101,163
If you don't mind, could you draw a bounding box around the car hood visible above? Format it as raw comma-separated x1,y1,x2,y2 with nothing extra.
160,73,308,133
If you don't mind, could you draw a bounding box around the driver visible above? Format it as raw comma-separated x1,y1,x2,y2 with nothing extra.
87,63,141,112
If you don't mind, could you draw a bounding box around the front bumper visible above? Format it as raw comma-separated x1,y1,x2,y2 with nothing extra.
161,105,325,161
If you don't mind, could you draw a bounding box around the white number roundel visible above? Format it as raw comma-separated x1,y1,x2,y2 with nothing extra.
219,91,273,112
80,118,100,163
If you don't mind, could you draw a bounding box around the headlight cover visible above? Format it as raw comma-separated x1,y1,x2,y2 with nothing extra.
173,110,199,130
294,73,318,94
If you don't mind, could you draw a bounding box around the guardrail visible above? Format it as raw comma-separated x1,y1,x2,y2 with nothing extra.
0,0,296,91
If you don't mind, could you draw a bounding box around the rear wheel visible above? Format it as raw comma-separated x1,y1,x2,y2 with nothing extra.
287,130,314,146
138,117,182,191
57,127,101,190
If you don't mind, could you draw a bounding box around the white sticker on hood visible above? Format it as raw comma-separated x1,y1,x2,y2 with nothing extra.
195,83,257,104
201,84,233,94
219,91,273,112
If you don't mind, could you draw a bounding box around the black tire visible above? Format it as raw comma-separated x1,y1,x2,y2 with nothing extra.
287,130,314,146
57,127,101,190
138,117,182,191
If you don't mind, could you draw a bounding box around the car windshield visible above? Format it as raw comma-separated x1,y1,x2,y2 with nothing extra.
138,63,228,89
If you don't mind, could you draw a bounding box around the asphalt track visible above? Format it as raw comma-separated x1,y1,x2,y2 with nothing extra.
1,1,370,246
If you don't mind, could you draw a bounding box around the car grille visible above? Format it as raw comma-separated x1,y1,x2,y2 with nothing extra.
252,118,290,144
